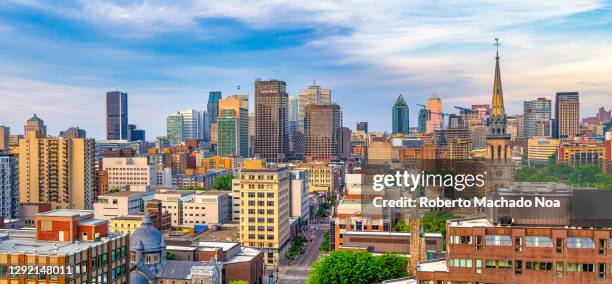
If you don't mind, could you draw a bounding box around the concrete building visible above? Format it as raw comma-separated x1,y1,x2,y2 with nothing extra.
425,94,444,134
305,104,342,162
527,137,560,166
254,79,289,163
207,91,223,141
93,191,154,219
217,95,249,157
290,169,310,229
524,98,552,139
106,91,128,140
154,191,196,227
554,92,580,139
59,126,87,139
0,126,10,152
18,136,96,210
298,84,331,133
557,143,607,171
239,166,291,266
231,178,241,222
102,157,156,191
356,121,368,133
110,214,145,235
0,153,19,218
0,209,129,283
182,191,230,226
166,113,184,145
24,113,47,138
392,94,410,135
295,162,340,194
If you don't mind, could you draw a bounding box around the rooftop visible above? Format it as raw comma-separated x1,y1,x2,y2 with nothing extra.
448,217,493,228
417,259,448,273
38,209,92,218
197,241,239,252
344,231,443,238
0,231,125,255
100,191,153,198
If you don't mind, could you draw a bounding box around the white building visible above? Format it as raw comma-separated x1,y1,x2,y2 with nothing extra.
103,157,156,191
93,191,154,219
182,191,230,226
290,169,310,227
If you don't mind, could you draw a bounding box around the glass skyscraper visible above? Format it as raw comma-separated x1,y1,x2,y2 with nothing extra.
105,91,128,140
392,94,409,135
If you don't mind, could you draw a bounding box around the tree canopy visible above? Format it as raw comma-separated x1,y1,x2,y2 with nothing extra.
394,219,409,232
307,251,408,284
421,211,454,237
212,174,234,191
516,164,612,189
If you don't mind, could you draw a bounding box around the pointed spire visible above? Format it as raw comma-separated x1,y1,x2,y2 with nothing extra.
491,38,505,117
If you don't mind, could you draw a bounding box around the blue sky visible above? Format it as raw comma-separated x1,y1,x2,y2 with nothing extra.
0,0,611,139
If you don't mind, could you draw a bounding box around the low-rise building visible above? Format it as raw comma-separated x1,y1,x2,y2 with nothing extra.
93,191,154,220
102,157,156,191
182,191,230,226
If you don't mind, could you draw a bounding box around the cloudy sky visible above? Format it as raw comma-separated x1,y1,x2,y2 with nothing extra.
0,0,611,139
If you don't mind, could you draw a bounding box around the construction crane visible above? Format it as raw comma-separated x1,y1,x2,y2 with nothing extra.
454,106,473,114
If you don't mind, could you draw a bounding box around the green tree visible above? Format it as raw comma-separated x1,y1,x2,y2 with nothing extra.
320,232,330,252
307,251,408,284
212,174,234,191
229,281,249,284
182,185,205,191
166,251,176,260
422,211,454,237
394,219,409,232
108,187,121,194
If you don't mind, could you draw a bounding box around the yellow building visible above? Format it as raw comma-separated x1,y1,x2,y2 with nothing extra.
527,137,560,165
18,134,96,210
200,155,235,172
110,215,144,235
239,166,290,266
367,137,392,164
294,162,339,193
558,143,607,171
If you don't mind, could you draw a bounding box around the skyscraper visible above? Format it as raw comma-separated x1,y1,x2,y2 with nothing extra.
254,79,289,163
554,92,580,139
217,95,249,157
24,114,47,138
425,94,443,134
356,122,368,133
523,98,552,139
19,137,96,210
166,114,184,145
0,153,19,218
106,91,128,140
60,126,87,139
392,95,410,135
305,104,342,162
0,126,9,152
178,109,202,141
207,91,222,141
417,109,427,133
298,84,331,133
288,96,301,158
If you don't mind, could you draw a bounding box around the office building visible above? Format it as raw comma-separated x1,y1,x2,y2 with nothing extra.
554,92,580,139
207,91,222,141
153,191,195,227
417,108,427,133
248,112,256,157
182,191,230,226
527,137,560,166
179,108,203,140
0,126,9,152
0,210,129,284
102,157,156,191
425,94,444,134
106,91,128,140
295,162,341,193
19,136,96,210
471,104,491,122
298,84,331,133
288,96,302,158
290,169,310,229
59,126,87,139
254,79,289,163
127,124,145,142
304,104,342,162
93,190,154,220
392,94,410,135
524,98,552,139
24,113,47,138
239,166,291,266
356,122,368,133
166,113,184,145
217,95,249,157
557,143,606,170
0,153,19,218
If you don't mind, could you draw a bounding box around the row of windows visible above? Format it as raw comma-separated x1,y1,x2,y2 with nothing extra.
448,258,612,279
454,235,599,249
247,234,276,240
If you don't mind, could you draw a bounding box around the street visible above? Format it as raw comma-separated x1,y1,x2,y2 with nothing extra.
272,221,330,284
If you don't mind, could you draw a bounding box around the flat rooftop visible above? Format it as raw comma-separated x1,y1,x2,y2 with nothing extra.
345,231,443,238
38,210,92,218
0,232,125,255
225,247,261,264
417,259,448,273
99,191,152,197
198,241,239,252
448,217,494,228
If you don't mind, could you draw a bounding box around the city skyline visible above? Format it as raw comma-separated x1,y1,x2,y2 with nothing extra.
1,1,612,139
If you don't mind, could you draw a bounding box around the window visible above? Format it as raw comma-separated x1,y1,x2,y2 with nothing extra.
40,220,52,232
599,263,606,279
526,261,552,271
567,237,595,248
475,259,482,274
485,235,512,246
515,260,522,275
476,236,483,250
556,238,564,253
449,235,472,245
449,258,472,268
599,239,607,255
525,236,553,247
355,221,363,231
556,262,564,277
567,263,595,272
485,260,512,269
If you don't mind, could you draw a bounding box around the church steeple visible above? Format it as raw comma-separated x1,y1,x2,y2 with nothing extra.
491,38,505,117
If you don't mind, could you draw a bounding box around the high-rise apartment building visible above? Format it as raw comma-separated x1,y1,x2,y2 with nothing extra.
106,91,128,140
392,94,410,135
24,114,47,138
102,157,156,191
425,94,444,134
254,79,289,163
298,84,331,133
524,98,552,139
0,153,19,218
217,95,249,157
239,165,291,266
0,126,9,152
304,104,342,162
554,92,580,139
18,136,96,210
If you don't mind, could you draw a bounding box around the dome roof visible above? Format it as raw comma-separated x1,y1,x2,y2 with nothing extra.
130,215,163,252
130,272,150,284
